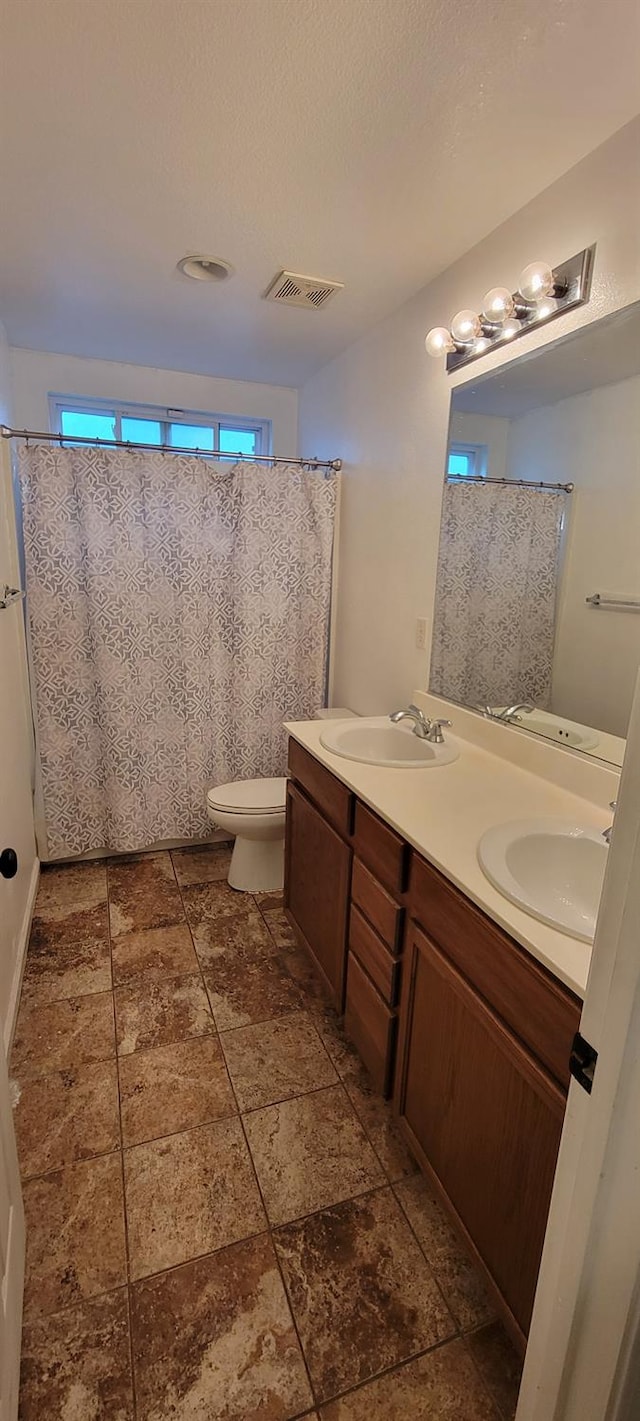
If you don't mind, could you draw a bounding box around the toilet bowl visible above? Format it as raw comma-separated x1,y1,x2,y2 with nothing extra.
206,777,287,893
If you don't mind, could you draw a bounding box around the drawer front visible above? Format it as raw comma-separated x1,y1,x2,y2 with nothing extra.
351,858,403,952
344,951,397,1098
353,801,409,895
287,739,353,838
410,853,581,1089
349,904,400,1005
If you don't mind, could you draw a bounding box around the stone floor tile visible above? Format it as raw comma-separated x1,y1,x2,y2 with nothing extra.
131,1233,312,1421
221,1012,338,1112
108,852,184,937
124,1117,266,1279
244,1083,384,1226
255,891,285,912
189,902,275,967
118,1034,236,1146
21,906,111,1004
203,949,306,1031
19,1288,134,1420
274,1186,455,1403
319,1339,499,1418
466,1321,524,1419
11,991,115,1078
181,879,258,932
114,971,214,1056
14,1060,120,1178
261,907,299,949
34,862,107,922
171,841,233,885
395,1173,495,1330
111,922,199,985
22,1154,127,1320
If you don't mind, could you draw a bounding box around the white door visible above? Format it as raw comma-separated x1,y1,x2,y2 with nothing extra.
517,668,640,1421
0,1040,23,1421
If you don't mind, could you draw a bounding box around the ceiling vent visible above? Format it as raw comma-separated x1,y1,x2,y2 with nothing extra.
263,270,344,310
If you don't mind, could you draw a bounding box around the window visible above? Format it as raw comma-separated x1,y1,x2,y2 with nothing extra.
447,443,487,479
51,396,271,459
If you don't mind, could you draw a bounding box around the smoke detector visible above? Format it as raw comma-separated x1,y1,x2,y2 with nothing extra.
263,270,344,310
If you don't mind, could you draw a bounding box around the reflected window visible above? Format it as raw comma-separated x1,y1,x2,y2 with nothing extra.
447,444,486,479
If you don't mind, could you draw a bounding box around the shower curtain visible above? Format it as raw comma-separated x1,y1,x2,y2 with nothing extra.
429,480,565,709
20,445,337,858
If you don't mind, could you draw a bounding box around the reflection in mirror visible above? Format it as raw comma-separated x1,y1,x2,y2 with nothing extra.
429,302,640,767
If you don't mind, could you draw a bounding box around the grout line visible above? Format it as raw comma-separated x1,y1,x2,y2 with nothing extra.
105,858,139,1421
170,869,319,1409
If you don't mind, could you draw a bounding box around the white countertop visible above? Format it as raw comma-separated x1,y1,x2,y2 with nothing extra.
284,716,611,999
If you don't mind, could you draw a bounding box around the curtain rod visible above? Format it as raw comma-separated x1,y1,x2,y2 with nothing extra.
0,425,342,473
446,474,573,493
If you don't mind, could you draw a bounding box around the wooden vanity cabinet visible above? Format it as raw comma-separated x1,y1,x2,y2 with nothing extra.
284,738,582,1347
395,852,582,1346
284,742,354,1011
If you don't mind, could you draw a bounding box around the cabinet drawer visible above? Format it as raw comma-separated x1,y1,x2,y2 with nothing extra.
344,951,397,1098
410,853,581,1089
351,858,403,952
353,801,409,895
349,904,400,1005
288,739,353,838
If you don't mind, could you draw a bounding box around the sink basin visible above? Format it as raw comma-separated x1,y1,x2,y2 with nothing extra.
319,717,459,769
478,818,607,942
499,708,599,753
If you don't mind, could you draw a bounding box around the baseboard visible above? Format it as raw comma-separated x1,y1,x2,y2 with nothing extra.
4,856,40,1056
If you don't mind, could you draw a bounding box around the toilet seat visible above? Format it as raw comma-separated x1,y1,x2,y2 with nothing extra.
206,776,287,816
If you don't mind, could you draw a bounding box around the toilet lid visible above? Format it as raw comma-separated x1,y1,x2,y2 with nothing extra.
207,776,287,815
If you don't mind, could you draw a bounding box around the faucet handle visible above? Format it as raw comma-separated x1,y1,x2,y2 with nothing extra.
428,718,452,744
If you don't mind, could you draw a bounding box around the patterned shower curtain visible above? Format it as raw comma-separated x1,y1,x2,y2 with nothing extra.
20,445,337,858
429,480,565,710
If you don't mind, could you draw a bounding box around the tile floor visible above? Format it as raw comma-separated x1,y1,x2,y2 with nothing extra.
11,844,523,1419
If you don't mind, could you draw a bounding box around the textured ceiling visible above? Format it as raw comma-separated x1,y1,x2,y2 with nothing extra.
0,0,638,387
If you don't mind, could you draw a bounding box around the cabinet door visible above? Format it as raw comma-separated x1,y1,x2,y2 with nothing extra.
284,781,352,1011
396,923,565,1341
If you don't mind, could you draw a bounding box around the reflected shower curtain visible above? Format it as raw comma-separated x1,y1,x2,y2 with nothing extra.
20,446,337,857
429,480,565,709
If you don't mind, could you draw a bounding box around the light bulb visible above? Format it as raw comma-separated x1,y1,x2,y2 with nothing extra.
425,327,455,357
481,286,515,324
473,337,490,355
450,309,481,344
501,317,521,340
518,261,555,303
535,297,557,321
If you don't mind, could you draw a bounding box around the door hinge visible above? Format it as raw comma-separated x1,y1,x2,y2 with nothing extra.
570,1031,598,1094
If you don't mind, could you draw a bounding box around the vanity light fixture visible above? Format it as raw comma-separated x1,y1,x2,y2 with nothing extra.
425,246,595,372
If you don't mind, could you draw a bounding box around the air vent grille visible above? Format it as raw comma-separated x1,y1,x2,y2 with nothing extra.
263,270,344,309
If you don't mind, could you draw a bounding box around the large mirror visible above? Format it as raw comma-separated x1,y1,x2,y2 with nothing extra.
429,302,640,767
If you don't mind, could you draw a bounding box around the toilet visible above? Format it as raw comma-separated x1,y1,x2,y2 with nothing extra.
206,777,287,892
206,709,357,893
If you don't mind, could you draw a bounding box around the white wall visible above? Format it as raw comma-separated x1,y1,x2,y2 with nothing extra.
0,323,37,1048
448,411,509,480
507,374,640,738
299,117,640,714
9,349,299,458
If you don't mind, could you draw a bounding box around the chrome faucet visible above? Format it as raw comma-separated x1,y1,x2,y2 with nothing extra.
425,718,452,744
497,701,536,723
389,704,431,739
602,800,617,845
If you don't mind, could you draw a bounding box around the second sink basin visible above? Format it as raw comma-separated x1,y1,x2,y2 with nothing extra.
478,818,608,942
319,717,459,768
